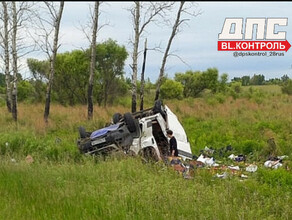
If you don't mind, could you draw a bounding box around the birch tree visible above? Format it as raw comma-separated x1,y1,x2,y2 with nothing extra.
129,2,172,113
155,1,201,101
88,1,100,120
32,2,64,123
1,2,34,120
11,1,18,121
44,2,64,123
0,2,12,112
10,2,34,121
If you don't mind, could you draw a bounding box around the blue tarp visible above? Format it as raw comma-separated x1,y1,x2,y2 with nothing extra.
90,123,120,139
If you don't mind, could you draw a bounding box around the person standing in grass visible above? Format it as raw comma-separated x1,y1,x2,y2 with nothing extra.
167,130,178,157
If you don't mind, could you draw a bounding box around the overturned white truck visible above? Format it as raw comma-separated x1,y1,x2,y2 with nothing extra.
77,101,193,161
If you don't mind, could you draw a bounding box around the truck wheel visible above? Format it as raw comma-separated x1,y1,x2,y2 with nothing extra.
153,100,166,118
78,138,91,153
124,112,136,133
78,126,87,138
113,113,122,124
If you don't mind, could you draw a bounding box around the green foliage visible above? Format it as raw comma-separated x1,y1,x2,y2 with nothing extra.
239,140,262,155
26,39,129,106
30,79,47,102
93,39,128,106
281,74,289,83
229,82,242,99
18,80,35,102
0,86,5,94
215,92,227,104
54,49,90,105
281,79,292,95
218,73,228,93
27,58,49,80
175,68,219,98
0,73,5,87
250,74,265,85
241,75,250,86
202,68,219,93
0,95,5,107
160,79,183,99
257,168,292,187
175,70,204,97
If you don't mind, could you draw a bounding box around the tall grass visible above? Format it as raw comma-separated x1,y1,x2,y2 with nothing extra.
0,157,291,220
164,94,292,158
0,87,291,219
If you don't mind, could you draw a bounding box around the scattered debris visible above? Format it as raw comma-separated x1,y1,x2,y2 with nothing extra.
264,160,282,169
215,172,228,179
278,155,288,160
197,154,219,167
228,165,240,171
25,155,34,164
189,160,204,168
165,146,289,180
240,174,248,178
245,164,258,172
228,154,246,162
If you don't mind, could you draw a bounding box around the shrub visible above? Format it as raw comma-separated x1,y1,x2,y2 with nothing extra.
228,82,242,99
160,79,184,100
18,80,35,102
281,79,292,95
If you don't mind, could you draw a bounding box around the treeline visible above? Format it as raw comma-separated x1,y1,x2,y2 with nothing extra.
231,74,290,86
0,39,153,106
159,70,292,100
1,58,291,106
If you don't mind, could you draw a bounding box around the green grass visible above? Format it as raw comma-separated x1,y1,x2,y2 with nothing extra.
0,88,292,219
0,157,291,220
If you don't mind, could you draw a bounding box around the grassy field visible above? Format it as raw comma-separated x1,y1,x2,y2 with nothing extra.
0,85,292,219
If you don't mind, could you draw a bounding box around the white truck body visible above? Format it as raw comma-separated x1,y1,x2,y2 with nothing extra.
130,105,192,160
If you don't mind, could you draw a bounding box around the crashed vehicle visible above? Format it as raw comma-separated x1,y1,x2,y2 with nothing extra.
77,100,193,161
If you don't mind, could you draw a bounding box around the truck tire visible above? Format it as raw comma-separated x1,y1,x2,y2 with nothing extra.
124,112,136,133
113,113,122,124
153,100,166,118
78,126,87,138
78,138,92,153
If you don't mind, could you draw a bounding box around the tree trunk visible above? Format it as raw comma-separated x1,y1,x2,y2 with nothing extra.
44,1,64,123
131,1,140,113
2,1,12,112
140,39,147,111
88,1,100,120
155,1,185,101
11,1,18,122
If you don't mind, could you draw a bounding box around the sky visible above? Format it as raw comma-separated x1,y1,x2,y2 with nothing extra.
22,1,292,82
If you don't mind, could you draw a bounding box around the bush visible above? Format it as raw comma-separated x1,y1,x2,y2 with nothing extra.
18,80,35,102
281,79,292,95
229,82,242,99
160,79,183,100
